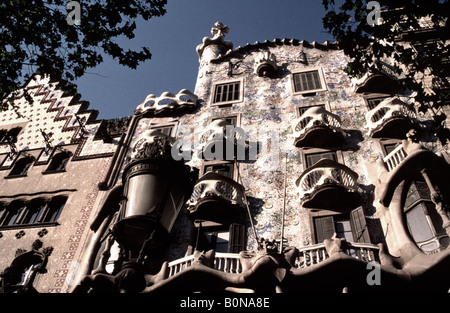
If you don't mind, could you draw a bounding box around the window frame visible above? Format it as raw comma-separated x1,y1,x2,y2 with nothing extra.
149,121,178,137
0,196,67,229
6,156,35,178
291,68,327,96
364,94,390,110
311,207,370,244
301,147,344,171
379,139,402,157
43,151,72,174
295,103,329,119
201,160,237,181
211,78,244,106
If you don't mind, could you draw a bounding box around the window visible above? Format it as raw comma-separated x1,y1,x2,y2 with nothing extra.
297,104,326,118
150,125,174,137
305,151,337,168
8,157,34,177
195,223,246,253
366,97,389,110
2,202,25,227
43,197,66,223
20,200,46,225
203,162,235,179
45,151,71,173
404,179,448,253
379,139,402,157
211,115,238,126
313,207,370,244
0,196,67,228
292,69,326,95
212,79,243,105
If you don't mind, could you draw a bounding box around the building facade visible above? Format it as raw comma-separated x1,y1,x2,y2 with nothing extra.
1,21,450,293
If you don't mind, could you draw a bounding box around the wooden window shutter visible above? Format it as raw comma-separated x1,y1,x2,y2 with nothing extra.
229,223,246,253
350,207,370,243
314,216,335,243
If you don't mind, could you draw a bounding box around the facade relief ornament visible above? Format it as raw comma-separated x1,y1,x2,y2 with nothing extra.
128,130,175,164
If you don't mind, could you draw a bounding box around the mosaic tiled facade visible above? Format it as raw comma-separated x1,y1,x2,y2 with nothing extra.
2,21,450,294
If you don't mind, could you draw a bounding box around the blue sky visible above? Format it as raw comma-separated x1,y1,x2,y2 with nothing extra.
75,0,335,119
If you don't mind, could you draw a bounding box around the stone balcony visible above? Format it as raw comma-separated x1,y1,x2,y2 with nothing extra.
187,172,246,223
296,159,360,211
366,97,417,138
198,119,246,160
292,106,345,148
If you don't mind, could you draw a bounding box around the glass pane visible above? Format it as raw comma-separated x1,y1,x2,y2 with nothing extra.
306,151,337,167
406,204,434,243
404,182,420,209
215,232,230,253
335,220,354,242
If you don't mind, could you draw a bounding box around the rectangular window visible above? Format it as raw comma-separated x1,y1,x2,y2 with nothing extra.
305,151,337,168
196,223,245,253
150,125,174,136
313,208,370,244
211,115,238,126
292,69,326,95
297,104,325,118
212,80,243,105
366,96,389,110
203,162,234,179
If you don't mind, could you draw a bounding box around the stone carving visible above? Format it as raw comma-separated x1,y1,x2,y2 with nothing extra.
128,130,175,163
196,22,233,61
254,51,278,78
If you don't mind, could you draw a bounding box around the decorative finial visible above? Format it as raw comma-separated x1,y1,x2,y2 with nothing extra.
211,22,229,39
196,21,233,62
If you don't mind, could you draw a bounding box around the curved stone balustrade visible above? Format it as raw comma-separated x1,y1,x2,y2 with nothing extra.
292,106,345,147
366,97,417,138
296,159,360,210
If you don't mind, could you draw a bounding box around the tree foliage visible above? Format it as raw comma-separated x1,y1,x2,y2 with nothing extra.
0,0,167,109
322,0,450,143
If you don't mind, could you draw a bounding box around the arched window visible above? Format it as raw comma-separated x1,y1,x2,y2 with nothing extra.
20,199,46,225
404,178,449,253
42,196,67,223
1,201,26,227
8,156,34,177
45,151,71,173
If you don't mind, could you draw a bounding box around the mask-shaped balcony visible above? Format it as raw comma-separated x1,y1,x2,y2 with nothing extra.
198,119,246,161
187,172,246,224
292,106,345,148
366,97,417,138
296,159,360,211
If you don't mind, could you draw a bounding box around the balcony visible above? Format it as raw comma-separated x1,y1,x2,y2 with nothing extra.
296,159,360,211
383,144,408,171
366,97,417,138
187,172,246,223
292,106,345,148
198,119,246,160
165,242,380,278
